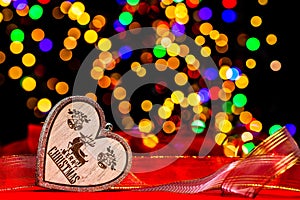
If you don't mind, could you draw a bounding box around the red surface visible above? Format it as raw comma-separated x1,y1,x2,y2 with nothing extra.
1,124,300,199
1,190,300,200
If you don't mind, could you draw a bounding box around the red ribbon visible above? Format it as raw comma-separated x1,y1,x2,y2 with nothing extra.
1,127,300,198
135,127,300,198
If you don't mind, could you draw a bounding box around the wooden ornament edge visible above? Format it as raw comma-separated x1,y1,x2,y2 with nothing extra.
35,95,132,192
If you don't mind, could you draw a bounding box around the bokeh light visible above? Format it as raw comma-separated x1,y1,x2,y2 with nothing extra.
0,0,295,159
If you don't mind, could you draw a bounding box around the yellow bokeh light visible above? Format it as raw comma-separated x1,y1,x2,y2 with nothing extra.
175,3,187,19
21,76,36,92
8,66,23,79
235,74,249,89
223,143,238,157
0,0,10,7
209,30,220,40
142,133,158,148
167,43,180,56
84,29,98,44
218,119,232,133
258,0,268,6
215,34,228,47
219,65,230,80
246,58,256,69
141,100,153,112
249,120,262,132
193,104,203,114
266,33,277,45
187,92,200,106
131,61,142,72
68,1,85,20
37,98,52,113
195,35,205,46
10,41,24,54
165,5,175,19
113,86,126,100
215,132,227,145
164,98,174,111
98,38,112,52
55,81,69,95
200,46,211,57
158,105,172,119
171,90,184,104
250,16,262,27
77,11,90,25
139,118,153,133
199,22,213,35
22,53,36,67
161,0,173,6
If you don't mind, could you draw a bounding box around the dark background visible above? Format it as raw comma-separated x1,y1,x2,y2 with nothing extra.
0,0,299,146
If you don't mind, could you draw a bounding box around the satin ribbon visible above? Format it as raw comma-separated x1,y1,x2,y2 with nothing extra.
135,127,300,198
1,127,300,198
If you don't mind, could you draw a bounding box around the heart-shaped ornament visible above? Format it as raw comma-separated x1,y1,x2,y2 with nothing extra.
36,96,132,191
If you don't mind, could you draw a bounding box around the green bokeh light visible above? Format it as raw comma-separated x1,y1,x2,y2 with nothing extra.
242,142,255,154
269,124,282,135
232,93,247,108
10,29,25,42
153,45,166,58
191,119,206,134
119,11,133,26
29,4,43,20
127,0,140,6
246,37,260,51
222,101,232,113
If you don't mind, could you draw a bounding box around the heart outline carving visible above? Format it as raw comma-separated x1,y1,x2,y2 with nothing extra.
36,96,132,192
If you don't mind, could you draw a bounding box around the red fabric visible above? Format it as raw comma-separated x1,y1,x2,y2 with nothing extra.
1,190,300,200
1,124,300,199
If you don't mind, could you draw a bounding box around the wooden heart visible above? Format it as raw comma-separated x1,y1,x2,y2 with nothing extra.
36,96,132,191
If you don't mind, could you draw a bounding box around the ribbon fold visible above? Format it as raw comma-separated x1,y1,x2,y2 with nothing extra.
136,127,300,198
